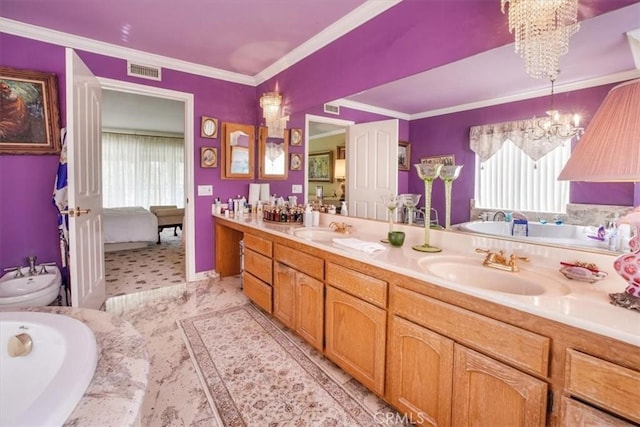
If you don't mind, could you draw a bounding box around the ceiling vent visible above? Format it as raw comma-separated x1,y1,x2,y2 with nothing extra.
127,62,162,81
323,103,340,115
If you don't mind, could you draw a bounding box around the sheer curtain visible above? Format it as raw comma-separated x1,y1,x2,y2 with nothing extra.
470,118,572,213
102,131,184,208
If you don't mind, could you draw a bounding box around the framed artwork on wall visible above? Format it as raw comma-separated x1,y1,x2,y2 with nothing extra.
290,153,302,171
201,116,218,138
398,141,411,171
0,66,61,154
337,145,346,160
420,154,455,166
290,128,303,146
308,151,333,182
201,146,217,168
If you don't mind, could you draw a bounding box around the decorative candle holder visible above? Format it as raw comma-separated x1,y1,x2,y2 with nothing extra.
381,194,402,243
413,163,443,253
439,165,463,229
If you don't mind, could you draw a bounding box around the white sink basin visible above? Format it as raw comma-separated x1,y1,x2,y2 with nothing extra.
292,227,343,242
417,256,570,296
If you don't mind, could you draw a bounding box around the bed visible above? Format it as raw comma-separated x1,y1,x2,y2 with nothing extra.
103,207,158,252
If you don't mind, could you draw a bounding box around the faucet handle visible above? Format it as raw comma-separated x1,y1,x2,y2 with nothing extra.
3,266,24,278
38,262,57,274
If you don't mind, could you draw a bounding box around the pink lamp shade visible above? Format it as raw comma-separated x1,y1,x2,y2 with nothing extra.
557,78,640,182
557,78,640,309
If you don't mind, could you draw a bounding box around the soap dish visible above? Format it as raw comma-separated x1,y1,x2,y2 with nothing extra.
560,266,608,283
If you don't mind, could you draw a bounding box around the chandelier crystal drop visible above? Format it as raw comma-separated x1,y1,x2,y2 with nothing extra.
501,0,580,80
260,92,288,138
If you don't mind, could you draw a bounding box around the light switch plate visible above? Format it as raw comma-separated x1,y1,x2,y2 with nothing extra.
292,184,302,194
198,185,213,196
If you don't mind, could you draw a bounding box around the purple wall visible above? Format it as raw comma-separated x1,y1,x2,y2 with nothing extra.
0,33,261,273
408,84,635,225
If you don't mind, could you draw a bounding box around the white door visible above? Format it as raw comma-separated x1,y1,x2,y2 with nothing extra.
66,48,105,309
347,119,398,220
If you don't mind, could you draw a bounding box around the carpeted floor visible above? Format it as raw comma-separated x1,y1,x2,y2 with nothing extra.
104,229,185,298
179,303,405,426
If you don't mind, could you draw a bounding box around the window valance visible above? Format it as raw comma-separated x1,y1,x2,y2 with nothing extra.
470,114,575,163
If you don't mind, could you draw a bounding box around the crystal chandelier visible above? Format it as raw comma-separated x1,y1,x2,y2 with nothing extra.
260,92,288,138
501,0,580,80
527,78,583,142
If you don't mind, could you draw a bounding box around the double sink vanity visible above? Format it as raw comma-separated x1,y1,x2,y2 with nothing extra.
214,212,639,426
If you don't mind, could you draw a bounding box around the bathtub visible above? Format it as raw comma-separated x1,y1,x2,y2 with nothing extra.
456,220,611,251
0,311,98,427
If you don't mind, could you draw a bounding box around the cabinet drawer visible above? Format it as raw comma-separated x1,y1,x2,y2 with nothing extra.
274,244,323,280
243,272,272,314
244,233,272,257
392,285,549,376
326,262,387,308
560,397,634,427
565,349,640,424
245,248,272,285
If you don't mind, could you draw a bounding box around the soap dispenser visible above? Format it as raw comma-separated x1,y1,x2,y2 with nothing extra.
340,201,348,216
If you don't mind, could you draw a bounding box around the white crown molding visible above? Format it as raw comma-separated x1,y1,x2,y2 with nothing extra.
409,69,640,120
331,70,640,121
0,18,255,86
334,98,411,120
2,2,402,88
253,0,402,85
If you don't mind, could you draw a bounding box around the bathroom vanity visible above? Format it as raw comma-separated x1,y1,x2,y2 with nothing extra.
214,213,639,426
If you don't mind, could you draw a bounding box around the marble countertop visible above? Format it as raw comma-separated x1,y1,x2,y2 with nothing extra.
216,212,640,347
19,306,149,426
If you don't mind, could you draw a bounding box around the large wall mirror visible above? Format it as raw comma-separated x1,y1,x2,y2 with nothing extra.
222,122,255,180
258,126,288,180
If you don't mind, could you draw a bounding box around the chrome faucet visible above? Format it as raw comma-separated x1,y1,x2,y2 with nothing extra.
493,211,506,222
27,256,37,275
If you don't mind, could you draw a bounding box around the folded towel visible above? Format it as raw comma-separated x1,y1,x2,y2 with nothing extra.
332,238,386,254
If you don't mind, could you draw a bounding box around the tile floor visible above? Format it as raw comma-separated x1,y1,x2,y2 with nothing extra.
105,232,402,426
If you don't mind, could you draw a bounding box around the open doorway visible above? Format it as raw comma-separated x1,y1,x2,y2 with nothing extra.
305,115,352,207
98,79,195,298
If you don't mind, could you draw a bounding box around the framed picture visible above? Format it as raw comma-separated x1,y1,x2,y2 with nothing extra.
420,154,455,166
290,153,302,171
308,151,333,182
337,145,346,160
398,141,411,171
201,146,217,168
290,128,303,146
0,66,61,154
201,116,218,138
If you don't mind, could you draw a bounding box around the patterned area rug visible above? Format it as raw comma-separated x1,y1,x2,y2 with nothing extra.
178,304,405,426
105,229,184,297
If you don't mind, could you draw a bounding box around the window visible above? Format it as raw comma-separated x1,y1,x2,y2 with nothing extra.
474,139,570,213
102,132,184,208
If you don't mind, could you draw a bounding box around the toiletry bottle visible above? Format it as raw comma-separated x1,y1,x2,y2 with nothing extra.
304,204,313,227
341,201,348,216
312,208,320,227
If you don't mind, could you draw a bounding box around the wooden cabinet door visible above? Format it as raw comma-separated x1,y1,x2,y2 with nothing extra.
273,262,296,329
325,286,386,395
387,316,454,427
296,272,324,351
452,346,547,427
